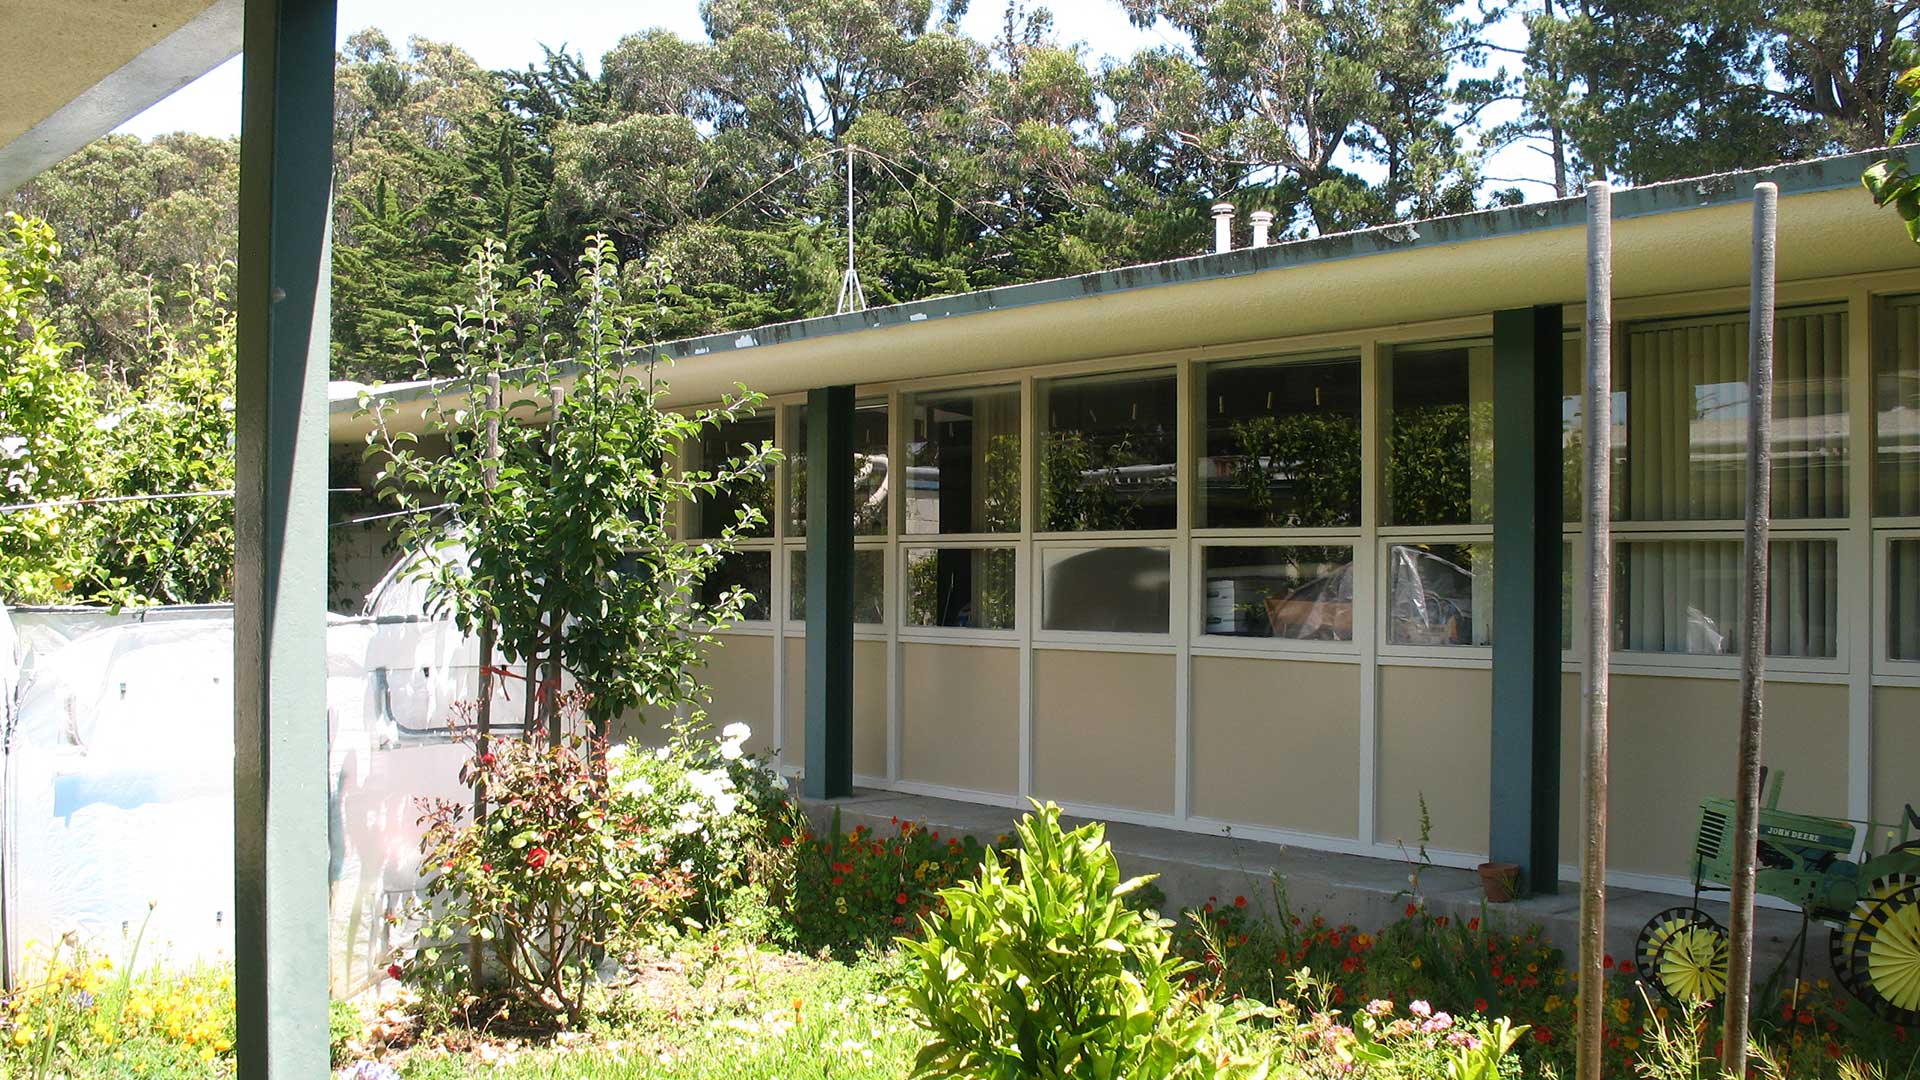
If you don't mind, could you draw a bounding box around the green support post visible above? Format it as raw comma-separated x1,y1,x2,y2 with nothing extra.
803,386,855,800
1490,305,1565,897
232,0,335,1075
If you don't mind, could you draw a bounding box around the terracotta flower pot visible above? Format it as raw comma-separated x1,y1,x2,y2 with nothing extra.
1477,861,1521,903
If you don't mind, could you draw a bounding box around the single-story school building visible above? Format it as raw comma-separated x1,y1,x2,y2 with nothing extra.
331,149,1920,900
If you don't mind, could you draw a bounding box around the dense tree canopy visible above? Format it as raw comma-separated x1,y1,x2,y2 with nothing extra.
7,0,1918,386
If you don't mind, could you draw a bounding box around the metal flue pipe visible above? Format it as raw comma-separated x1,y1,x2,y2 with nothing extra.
1575,180,1613,1080
1723,180,1778,1077
1212,202,1235,254
1250,210,1274,248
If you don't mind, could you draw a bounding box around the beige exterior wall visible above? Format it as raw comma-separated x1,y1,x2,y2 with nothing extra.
1033,649,1175,815
696,634,776,757
782,637,888,778
1594,675,1848,878
1377,665,1491,853
900,643,1019,794
1873,687,1920,835
1190,656,1360,838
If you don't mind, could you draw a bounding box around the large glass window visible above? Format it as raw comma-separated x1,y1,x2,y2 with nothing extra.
1386,542,1491,647
905,546,1015,630
1201,545,1353,641
1618,307,1849,521
1614,538,1838,658
688,412,775,539
1386,344,1494,526
698,550,772,622
904,386,1021,534
1879,297,1920,517
1037,369,1177,531
1040,546,1171,634
1892,539,1920,661
788,548,886,624
1198,356,1361,528
786,401,889,537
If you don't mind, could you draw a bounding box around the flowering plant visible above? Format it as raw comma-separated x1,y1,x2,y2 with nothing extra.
603,715,791,922
406,696,669,1026
783,810,992,954
0,931,235,1078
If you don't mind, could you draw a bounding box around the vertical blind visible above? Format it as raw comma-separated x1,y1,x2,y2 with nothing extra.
1613,306,1846,658
1880,298,1920,517
1621,307,1849,521
1893,539,1920,661
1615,538,1839,658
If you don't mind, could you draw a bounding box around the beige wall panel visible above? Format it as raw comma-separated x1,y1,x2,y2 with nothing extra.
782,637,888,778
901,643,1020,795
695,634,776,756
1190,656,1360,838
1377,666,1491,853
1032,649,1175,815
1873,687,1920,835
1600,676,1848,878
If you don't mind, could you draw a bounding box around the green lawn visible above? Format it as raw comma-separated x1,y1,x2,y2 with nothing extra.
366,946,922,1080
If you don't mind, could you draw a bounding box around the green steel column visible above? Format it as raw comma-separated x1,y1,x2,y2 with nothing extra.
233,0,335,1075
1490,305,1564,897
803,386,855,800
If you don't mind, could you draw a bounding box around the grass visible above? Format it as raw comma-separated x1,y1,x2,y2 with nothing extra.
362,944,922,1080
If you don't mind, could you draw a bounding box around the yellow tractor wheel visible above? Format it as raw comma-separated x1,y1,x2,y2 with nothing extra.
1846,883,1920,1025
1636,907,1731,1007
1830,860,1919,1013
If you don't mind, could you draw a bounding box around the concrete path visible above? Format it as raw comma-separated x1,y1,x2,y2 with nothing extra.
801,789,1827,986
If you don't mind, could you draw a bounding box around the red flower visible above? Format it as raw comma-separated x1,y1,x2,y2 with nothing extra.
1435,915,1449,928
481,863,493,873
896,892,909,905
831,875,844,887
892,915,906,926
1826,1042,1842,1059
1330,986,1344,1004
1797,1009,1816,1026
1474,998,1488,1013
1534,1027,1553,1044
477,752,495,766
1341,955,1360,973
1234,895,1247,908
1406,903,1420,918
1617,961,1635,975
1603,954,1615,970
526,846,549,869
1467,917,1480,931
387,963,403,980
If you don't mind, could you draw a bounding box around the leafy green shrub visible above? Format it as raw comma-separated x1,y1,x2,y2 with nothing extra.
901,802,1265,1080
782,811,992,955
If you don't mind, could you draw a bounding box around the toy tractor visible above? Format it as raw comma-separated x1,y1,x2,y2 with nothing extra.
1634,769,1920,1023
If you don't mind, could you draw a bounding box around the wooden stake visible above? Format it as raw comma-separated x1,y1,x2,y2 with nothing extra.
1723,180,1778,1076
1575,180,1613,1080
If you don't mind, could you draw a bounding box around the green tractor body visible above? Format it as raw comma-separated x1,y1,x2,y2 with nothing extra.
1644,770,1920,1024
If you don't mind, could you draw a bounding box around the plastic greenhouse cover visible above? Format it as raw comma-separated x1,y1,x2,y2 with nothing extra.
2,571,521,994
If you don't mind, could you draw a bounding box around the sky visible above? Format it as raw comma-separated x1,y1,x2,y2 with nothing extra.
112,0,1549,194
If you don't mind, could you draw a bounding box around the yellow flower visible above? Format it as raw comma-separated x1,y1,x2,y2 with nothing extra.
1409,958,1422,970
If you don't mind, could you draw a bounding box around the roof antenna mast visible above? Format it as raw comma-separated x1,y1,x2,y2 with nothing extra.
836,147,866,315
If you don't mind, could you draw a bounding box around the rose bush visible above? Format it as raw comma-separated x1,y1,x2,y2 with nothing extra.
782,811,993,955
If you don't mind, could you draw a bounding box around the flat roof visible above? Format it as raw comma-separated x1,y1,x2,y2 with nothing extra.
331,147,1920,442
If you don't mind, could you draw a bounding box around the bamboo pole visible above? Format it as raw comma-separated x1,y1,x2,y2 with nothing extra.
469,371,499,990
1575,180,1613,1080
1723,180,1778,1077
